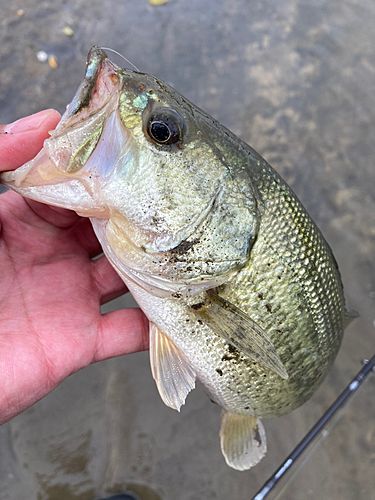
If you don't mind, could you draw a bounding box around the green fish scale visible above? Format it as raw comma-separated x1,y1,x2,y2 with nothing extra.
217,163,346,417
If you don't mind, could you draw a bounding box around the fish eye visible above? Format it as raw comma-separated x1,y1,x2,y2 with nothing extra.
146,108,184,145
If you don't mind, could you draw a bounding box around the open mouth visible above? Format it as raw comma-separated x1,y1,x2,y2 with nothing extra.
0,47,124,216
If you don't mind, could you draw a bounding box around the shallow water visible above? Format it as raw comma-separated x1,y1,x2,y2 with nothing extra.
0,1,374,499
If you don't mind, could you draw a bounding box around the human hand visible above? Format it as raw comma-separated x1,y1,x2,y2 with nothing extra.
0,110,148,424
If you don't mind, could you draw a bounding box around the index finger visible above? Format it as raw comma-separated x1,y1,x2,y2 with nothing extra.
0,109,61,172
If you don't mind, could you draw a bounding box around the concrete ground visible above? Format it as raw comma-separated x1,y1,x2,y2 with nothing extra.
0,1,374,499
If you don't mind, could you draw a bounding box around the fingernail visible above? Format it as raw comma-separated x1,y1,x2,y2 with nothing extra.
4,110,55,134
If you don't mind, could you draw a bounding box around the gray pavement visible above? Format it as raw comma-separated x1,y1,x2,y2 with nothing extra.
0,1,374,499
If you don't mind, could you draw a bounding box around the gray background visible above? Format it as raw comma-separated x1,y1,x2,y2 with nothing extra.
0,1,374,499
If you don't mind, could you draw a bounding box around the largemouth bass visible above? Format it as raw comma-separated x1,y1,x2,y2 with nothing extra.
1,47,352,470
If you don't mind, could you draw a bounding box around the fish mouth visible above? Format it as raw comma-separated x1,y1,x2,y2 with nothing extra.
0,47,123,216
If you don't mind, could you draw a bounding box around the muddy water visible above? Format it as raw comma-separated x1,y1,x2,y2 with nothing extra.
0,1,374,499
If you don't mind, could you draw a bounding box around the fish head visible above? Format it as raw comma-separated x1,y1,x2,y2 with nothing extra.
1,47,258,295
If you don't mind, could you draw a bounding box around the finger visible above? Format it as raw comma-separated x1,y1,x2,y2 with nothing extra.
0,191,78,237
70,217,102,257
23,198,102,257
91,254,127,303
25,199,80,228
0,109,61,171
94,308,149,362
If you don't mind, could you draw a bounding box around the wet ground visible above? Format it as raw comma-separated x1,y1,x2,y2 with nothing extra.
0,1,374,499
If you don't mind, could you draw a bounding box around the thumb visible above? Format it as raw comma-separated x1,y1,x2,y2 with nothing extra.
93,309,149,362
0,109,61,171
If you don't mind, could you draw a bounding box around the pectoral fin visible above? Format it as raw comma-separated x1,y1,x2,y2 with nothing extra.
220,412,267,470
149,322,196,412
192,294,288,380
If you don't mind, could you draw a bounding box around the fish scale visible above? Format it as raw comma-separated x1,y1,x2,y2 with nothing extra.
220,161,346,415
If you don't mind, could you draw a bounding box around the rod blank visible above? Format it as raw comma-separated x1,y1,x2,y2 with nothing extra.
252,355,375,500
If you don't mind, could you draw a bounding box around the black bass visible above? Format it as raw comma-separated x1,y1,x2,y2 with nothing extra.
1,47,352,470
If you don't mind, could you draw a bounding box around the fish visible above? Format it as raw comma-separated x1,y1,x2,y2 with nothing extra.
1,47,353,470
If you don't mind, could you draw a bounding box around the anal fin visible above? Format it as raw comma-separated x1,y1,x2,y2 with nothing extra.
149,322,196,412
220,412,267,470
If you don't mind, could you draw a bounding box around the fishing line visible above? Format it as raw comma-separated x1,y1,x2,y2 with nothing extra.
100,47,140,72
252,354,375,500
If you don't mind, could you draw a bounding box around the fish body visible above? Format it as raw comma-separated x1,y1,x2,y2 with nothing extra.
1,47,350,470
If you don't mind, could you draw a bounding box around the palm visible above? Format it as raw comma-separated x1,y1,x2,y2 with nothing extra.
1,191,110,379
0,110,147,423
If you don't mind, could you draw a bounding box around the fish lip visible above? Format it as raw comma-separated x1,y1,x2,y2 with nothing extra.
64,46,115,119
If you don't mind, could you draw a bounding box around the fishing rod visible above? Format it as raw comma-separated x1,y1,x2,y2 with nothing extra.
252,354,375,500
